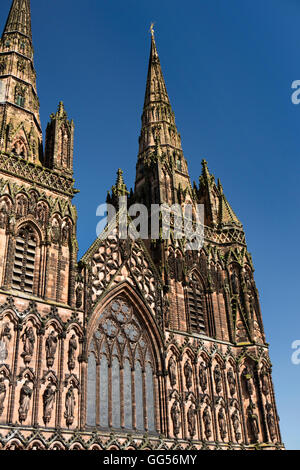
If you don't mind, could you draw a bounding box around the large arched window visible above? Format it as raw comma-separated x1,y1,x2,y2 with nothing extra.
87,296,156,433
187,272,208,335
12,225,37,293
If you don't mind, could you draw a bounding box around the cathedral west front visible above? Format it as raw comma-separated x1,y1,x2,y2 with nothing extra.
0,0,284,450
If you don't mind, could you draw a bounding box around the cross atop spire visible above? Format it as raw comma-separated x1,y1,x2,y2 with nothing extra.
3,0,32,40
150,22,155,37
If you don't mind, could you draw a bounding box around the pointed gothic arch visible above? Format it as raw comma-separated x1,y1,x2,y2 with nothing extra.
86,283,163,434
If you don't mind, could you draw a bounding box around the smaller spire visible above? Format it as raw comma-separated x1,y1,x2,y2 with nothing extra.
112,169,129,197
217,178,242,227
57,101,66,118
107,169,129,208
200,159,214,186
217,178,223,194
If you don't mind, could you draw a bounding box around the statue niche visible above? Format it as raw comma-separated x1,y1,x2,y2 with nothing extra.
199,361,208,393
18,380,33,423
45,331,58,368
183,360,193,390
168,356,177,387
21,326,35,365
0,376,7,416
42,380,56,425
67,334,77,371
0,322,11,363
170,400,181,437
64,383,76,428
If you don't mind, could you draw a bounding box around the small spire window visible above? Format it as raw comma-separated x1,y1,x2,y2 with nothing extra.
15,94,25,108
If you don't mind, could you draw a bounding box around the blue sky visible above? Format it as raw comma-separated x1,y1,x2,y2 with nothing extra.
2,0,300,449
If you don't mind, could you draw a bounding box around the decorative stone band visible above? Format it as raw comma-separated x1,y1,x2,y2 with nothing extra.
204,226,246,247
0,152,76,197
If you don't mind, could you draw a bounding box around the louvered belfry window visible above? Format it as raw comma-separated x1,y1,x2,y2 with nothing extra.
187,272,207,335
12,225,37,293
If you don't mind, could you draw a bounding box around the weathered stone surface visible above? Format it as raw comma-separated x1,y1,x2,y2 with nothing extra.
0,0,283,451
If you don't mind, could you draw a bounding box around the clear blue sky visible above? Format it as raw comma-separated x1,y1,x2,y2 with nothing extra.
2,0,300,449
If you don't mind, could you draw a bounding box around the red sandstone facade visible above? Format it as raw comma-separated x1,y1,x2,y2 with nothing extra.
0,0,283,450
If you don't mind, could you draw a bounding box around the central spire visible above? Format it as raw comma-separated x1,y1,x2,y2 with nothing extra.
134,30,192,207
138,29,186,163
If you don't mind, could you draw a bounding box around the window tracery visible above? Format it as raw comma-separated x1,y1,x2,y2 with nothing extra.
87,296,156,433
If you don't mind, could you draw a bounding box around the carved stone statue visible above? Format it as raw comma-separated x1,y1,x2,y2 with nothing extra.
203,406,212,440
214,364,222,394
230,268,239,295
37,204,47,225
21,326,35,365
16,197,27,217
64,385,75,427
42,382,56,425
119,238,132,262
45,331,58,368
0,377,6,416
75,282,83,309
199,362,207,392
184,360,193,390
51,219,60,244
218,408,227,440
18,380,33,423
62,223,70,245
68,334,77,371
28,193,37,215
170,400,181,436
243,366,254,397
187,403,196,438
168,356,177,387
231,410,241,441
261,366,270,396
247,409,259,442
0,207,7,229
0,322,11,363
227,367,236,396
266,404,276,442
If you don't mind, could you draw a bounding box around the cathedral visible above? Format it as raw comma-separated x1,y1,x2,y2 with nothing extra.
0,0,284,451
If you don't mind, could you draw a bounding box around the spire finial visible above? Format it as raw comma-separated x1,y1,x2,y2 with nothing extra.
150,22,155,37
